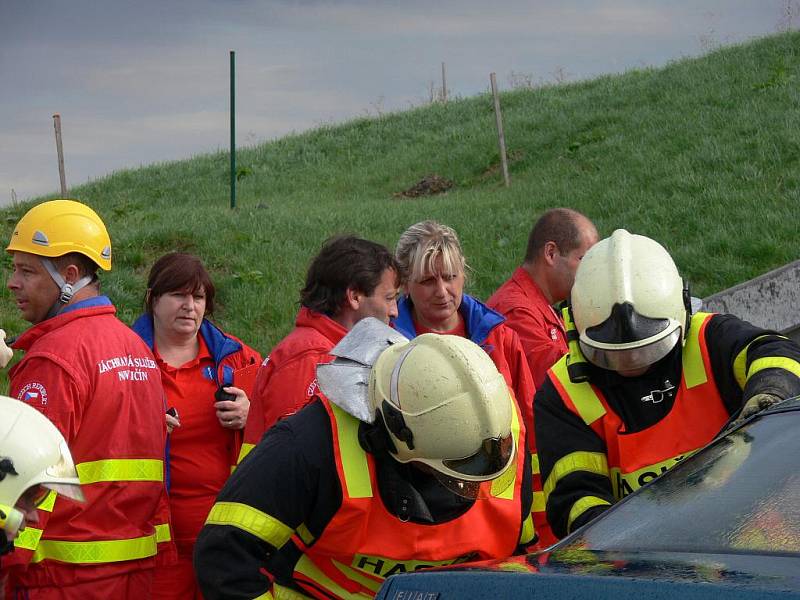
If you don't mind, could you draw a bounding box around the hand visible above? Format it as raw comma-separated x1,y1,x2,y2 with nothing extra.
0,329,13,368
733,392,783,426
166,412,181,435
215,386,250,430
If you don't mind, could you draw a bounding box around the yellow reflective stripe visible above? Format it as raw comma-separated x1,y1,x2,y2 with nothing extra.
273,584,312,600
15,523,167,561
155,522,171,543
39,490,57,512
551,360,605,425
332,559,382,593
294,554,372,599
567,496,611,534
732,335,795,389
683,312,710,389
206,502,293,549
31,532,158,564
609,451,694,499
732,335,769,389
76,459,163,484
748,357,800,380
519,512,535,545
329,404,372,499
14,526,43,551
491,402,520,499
495,561,532,573
531,452,540,475
733,346,749,389
253,588,310,600
237,443,256,464
532,490,546,513
296,523,315,546
543,451,608,501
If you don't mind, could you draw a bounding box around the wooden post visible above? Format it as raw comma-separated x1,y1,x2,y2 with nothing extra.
53,114,68,197
441,62,447,103
230,50,236,210
490,73,510,187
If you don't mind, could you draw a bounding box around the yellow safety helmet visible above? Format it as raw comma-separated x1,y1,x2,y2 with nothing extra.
369,333,515,492
571,229,689,372
0,396,83,537
7,199,112,271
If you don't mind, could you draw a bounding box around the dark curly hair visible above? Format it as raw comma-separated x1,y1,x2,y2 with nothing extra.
301,236,399,316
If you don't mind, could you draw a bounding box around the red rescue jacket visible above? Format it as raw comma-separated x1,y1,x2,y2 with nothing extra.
241,308,347,462
7,298,176,589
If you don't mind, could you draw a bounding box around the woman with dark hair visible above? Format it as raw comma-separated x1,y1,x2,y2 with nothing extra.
132,252,261,599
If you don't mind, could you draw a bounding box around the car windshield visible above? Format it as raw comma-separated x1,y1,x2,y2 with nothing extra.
566,410,800,556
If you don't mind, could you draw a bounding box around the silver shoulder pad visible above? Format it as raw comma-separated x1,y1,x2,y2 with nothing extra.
316,318,408,423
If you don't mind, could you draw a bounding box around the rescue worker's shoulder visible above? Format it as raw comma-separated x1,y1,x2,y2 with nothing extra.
702,312,774,347
238,399,333,468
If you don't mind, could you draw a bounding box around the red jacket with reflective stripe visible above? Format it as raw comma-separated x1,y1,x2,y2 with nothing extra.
7,299,176,588
243,308,347,454
293,398,528,599
552,313,729,497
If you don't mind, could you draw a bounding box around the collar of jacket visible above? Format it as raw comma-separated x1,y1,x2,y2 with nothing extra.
295,306,349,340
12,296,115,351
511,268,564,327
392,293,505,346
131,314,242,370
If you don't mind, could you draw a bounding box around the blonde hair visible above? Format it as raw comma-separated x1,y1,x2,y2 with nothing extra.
395,220,467,283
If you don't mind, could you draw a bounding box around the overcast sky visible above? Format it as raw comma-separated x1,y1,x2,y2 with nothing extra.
0,0,795,204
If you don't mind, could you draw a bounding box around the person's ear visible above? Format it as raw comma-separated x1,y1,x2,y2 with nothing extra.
63,263,81,285
542,240,559,266
344,286,361,310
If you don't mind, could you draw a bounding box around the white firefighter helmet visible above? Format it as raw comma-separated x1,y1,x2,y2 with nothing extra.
369,333,515,491
571,229,689,373
0,396,83,536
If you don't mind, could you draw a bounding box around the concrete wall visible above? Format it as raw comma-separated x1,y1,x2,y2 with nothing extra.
702,259,800,344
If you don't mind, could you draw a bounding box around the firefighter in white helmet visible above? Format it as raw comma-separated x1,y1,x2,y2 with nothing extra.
0,396,83,554
534,229,800,539
194,318,534,600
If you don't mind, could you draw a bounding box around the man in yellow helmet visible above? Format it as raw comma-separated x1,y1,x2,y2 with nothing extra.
535,229,800,540
194,318,534,599
4,200,175,598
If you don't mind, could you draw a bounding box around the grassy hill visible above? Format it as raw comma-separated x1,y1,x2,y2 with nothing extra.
2,31,799,357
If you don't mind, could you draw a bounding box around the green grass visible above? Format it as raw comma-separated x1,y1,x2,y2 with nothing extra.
2,31,799,362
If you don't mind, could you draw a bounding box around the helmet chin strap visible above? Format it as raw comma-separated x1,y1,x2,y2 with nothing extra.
41,258,94,319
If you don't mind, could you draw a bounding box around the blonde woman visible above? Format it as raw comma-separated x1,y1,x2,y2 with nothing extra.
393,220,554,546
393,220,535,423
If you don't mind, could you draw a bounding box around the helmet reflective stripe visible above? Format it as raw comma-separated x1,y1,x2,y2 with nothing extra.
388,343,415,411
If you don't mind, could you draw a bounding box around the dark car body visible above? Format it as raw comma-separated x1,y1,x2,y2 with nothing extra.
376,398,800,599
